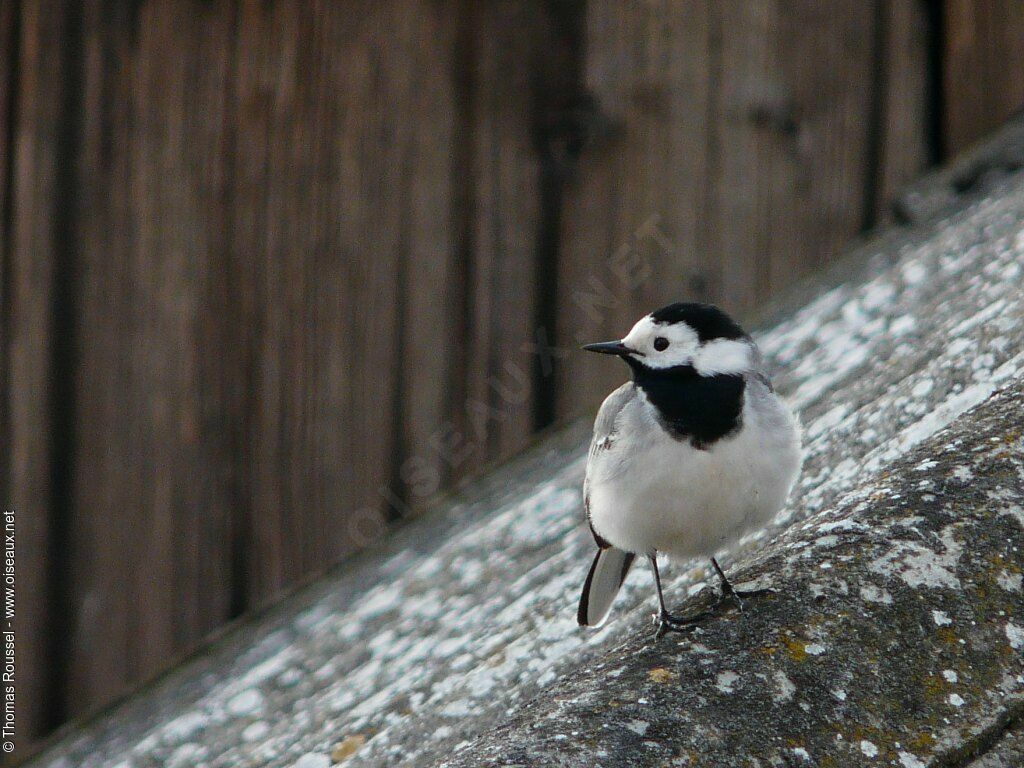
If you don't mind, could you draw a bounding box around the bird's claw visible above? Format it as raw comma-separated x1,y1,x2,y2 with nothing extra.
718,581,776,612
719,583,744,612
653,609,713,637
726,586,777,611
654,584,776,637
734,586,777,598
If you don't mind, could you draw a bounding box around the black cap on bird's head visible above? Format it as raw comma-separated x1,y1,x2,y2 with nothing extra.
582,302,752,377
647,302,747,342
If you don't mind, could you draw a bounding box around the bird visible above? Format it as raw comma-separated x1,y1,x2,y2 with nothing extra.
576,302,802,634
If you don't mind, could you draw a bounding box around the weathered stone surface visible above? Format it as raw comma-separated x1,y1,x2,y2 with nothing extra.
967,720,1024,768
897,117,1024,225
24,160,1024,766
449,379,1024,767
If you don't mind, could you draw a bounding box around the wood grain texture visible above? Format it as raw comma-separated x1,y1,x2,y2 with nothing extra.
66,0,238,717
874,0,931,225
944,0,1024,153
391,3,460,515
231,0,357,604
5,0,76,741
459,1,544,475
230,0,464,599
710,0,892,308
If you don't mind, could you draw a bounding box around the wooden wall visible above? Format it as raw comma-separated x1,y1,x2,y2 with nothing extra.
943,0,1024,152
3,0,1022,746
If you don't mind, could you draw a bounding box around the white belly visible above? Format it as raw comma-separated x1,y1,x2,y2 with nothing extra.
588,391,801,558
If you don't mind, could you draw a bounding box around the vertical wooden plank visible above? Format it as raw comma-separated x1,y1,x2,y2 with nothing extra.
230,0,286,603
66,0,238,718
298,2,362,566
875,0,931,224
708,0,773,314
231,0,463,605
6,0,70,743
458,1,545,476
232,0,378,599
231,0,323,604
129,0,237,676
944,0,1024,154
391,2,460,511
64,0,131,717
297,0,450,552
715,0,877,309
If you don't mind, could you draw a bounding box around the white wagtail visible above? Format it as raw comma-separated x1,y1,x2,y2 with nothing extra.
576,303,802,633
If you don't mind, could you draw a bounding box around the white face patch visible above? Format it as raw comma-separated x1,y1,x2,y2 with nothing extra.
620,315,752,374
621,316,698,368
693,338,752,375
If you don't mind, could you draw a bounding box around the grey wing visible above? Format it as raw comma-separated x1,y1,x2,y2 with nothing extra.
587,382,634,462
583,383,635,544
746,337,775,392
578,384,637,625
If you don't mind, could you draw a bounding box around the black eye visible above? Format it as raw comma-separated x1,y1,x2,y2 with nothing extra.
653,336,669,351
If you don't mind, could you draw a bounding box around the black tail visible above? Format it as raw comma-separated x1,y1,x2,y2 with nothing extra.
577,547,635,626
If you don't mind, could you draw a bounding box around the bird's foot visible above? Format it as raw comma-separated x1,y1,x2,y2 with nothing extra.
655,584,775,636
653,608,716,637
719,583,776,612
710,559,777,612
719,581,744,612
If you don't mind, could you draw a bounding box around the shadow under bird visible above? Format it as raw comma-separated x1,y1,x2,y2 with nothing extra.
577,303,802,634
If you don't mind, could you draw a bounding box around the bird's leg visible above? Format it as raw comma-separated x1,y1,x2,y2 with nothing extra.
711,557,744,611
710,557,774,612
649,554,715,635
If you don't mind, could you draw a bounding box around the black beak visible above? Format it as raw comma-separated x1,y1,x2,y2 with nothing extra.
582,340,634,357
